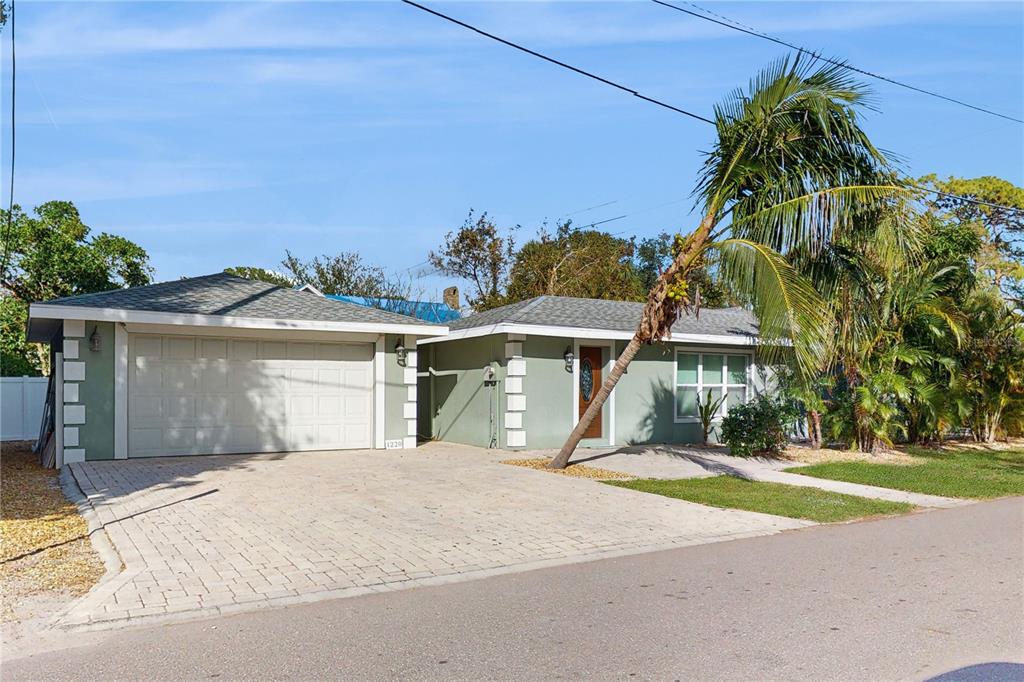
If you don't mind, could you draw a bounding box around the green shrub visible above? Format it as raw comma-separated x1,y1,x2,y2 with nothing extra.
720,394,794,457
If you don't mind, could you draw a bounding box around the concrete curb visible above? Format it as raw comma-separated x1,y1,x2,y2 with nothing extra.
50,465,126,628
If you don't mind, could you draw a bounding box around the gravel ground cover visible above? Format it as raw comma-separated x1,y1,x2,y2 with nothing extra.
1,442,104,629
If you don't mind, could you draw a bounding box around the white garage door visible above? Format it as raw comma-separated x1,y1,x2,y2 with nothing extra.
128,334,374,457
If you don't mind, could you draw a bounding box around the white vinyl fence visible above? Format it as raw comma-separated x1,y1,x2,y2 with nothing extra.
1,376,48,442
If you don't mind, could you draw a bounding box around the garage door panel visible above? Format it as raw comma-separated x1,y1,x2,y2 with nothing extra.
230,340,260,360
130,428,163,455
165,337,196,360
290,395,315,418
164,395,196,422
134,362,162,391
261,341,288,360
162,365,196,392
344,394,369,418
288,342,317,361
230,395,260,424
317,395,341,417
201,363,229,391
343,368,370,390
133,396,163,421
200,338,227,360
134,336,163,357
317,368,342,390
164,428,196,451
289,367,315,387
196,395,229,423
129,334,374,456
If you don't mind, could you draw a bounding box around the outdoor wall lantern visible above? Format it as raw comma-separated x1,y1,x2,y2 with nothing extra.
395,340,408,367
563,346,574,373
89,326,102,353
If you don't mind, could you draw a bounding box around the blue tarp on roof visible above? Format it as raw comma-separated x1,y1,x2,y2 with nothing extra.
325,295,461,324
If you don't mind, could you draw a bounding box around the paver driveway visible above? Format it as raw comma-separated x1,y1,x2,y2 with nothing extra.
65,443,809,629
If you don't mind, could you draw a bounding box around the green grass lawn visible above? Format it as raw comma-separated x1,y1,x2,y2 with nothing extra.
605,476,913,522
788,447,1024,499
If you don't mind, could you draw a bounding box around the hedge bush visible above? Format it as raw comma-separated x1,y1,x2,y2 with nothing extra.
720,394,794,457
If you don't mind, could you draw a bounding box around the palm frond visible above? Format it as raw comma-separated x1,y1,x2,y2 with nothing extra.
713,238,829,380
698,54,894,220
728,184,913,256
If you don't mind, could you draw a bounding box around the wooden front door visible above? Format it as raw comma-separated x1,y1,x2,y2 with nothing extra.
578,346,603,439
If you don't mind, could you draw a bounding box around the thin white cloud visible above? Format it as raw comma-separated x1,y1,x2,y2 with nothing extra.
15,160,261,202
17,1,1008,59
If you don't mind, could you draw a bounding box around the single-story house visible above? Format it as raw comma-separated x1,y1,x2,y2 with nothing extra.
26,273,446,466
417,296,768,450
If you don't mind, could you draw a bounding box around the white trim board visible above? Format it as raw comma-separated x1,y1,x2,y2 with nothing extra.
114,324,128,459
418,322,755,347
30,304,447,337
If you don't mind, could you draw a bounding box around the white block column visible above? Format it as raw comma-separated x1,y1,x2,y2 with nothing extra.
504,334,526,448
402,335,418,449
62,320,86,463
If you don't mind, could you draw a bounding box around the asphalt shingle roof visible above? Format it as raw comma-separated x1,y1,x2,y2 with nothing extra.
450,296,757,338
39,273,440,327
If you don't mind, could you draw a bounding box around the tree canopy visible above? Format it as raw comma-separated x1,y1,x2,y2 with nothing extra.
506,222,645,302
0,201,152,376
428,211,515,311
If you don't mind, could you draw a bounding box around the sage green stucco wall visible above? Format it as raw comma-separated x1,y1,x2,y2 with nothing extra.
420,333,768,451
383,334,410,442
76,321,115,460
614,342,767,446
519,337,763,449
421,335,505,448
521,336,611,449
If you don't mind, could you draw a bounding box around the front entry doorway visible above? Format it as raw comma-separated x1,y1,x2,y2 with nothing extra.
577,345,603,439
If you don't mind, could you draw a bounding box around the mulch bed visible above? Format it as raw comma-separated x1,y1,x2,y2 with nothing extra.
1,441,104,622
502,458,634,480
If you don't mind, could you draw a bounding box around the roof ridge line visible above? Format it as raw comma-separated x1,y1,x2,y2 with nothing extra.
508,296,549,323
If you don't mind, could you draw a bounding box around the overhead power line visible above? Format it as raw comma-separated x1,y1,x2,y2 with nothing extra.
400,0,714,124
651,0,1023,125
400,0,1023,217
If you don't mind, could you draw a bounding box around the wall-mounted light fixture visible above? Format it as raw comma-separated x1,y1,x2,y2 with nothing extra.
395,340,408,367
563,346,574,373
89,326,102,353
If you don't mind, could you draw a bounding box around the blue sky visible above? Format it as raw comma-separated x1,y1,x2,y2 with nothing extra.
3,1,1023,298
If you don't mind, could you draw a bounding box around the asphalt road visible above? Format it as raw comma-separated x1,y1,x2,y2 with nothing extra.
5,498,1023,681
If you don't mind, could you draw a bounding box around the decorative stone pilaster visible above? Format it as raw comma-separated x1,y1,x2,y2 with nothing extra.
63,319,86,463
504,334,526,448
403,335,418,449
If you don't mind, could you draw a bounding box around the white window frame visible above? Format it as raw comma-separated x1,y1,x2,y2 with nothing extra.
673,349,752,424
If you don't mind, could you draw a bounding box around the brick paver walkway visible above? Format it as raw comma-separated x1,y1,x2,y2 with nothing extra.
64,443,808,629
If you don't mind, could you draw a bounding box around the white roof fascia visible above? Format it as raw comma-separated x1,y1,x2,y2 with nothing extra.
417,322,756,346
29,303,448,338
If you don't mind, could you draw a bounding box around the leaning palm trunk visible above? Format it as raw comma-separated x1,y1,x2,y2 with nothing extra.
548,220,713,469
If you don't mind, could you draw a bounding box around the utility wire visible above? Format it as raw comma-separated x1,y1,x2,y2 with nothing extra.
401,0,1022,216
400,0,714,124
652,0,1023,124
1,0,14,275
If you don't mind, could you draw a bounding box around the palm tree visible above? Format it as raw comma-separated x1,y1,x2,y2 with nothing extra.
548,55,905,469
805,212,965,451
